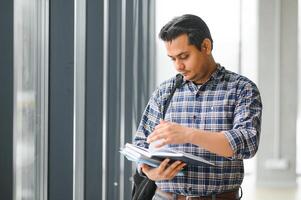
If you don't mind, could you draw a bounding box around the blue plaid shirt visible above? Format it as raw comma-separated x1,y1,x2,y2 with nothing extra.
134,65,262,196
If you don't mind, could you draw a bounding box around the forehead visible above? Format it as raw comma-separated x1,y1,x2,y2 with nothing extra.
164,34,194,56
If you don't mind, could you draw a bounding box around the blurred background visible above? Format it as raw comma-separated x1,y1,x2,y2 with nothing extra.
0,0,300,200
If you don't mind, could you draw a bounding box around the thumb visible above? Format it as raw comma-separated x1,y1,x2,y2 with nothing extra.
141,164,151,174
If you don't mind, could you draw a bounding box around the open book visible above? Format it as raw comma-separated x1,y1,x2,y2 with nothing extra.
120,143,215,168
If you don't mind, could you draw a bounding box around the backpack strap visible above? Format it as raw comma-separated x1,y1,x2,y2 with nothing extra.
132,74,183,200
162,74,183,119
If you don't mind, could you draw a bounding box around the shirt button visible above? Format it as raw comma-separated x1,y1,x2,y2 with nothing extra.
211,106,214,111
193,115,196,119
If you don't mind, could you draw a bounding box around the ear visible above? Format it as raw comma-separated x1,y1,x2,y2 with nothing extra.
200,38,212,55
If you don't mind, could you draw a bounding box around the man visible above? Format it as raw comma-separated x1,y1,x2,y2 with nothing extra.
134,14,262,200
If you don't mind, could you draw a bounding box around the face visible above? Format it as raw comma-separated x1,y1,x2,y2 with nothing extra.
165,34,212,84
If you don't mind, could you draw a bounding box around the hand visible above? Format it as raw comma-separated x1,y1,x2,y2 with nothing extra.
147,120,194,148
141,159,186,181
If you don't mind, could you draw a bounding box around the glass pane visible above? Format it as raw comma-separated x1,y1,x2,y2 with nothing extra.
13,0,48,200
298,0,301,175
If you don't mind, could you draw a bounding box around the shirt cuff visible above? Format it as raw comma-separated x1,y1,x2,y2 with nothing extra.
223,130,244,159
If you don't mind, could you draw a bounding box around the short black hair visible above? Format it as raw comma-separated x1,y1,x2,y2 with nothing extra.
159,14,213,50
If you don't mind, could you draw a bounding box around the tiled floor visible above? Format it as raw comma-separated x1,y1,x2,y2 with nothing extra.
242,175,301,200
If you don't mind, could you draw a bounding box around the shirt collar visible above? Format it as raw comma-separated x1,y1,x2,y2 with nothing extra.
210,63,224,81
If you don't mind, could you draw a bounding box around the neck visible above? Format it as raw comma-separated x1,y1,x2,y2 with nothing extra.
195,58,217,85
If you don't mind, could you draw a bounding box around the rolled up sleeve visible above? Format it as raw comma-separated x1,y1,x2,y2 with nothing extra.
224,82,262,159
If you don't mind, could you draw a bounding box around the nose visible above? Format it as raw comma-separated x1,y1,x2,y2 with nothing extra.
175,59,185,71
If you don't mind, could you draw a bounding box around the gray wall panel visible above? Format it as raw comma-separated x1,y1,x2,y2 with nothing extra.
0,0,14,199
48,0,74,199
84,0,104,199
257,0,297,187
101,0,156,199
0,0,156,199
105,0,122,198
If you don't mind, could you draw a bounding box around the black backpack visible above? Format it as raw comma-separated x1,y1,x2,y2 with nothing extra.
131,74,183,200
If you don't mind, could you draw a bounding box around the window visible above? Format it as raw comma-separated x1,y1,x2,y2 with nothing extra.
13,0,48,199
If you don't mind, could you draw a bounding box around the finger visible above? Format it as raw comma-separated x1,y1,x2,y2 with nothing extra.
158,159,170,173
154,120,168,130
147,132,159,143
154,138,167,148
165,162,185,178
153,124,165,132
148,128,162,140
154,135,175,147
154,122,173,134
168,163,186,179
147,130,166,143
141,164,151,174
163,160,183,176
149,124,171,140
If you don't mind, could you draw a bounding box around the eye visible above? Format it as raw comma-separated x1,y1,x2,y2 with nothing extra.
179,54,189,60
170,57,176,62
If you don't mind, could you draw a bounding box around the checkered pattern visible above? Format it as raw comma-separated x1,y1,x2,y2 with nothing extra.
134,65,262,196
